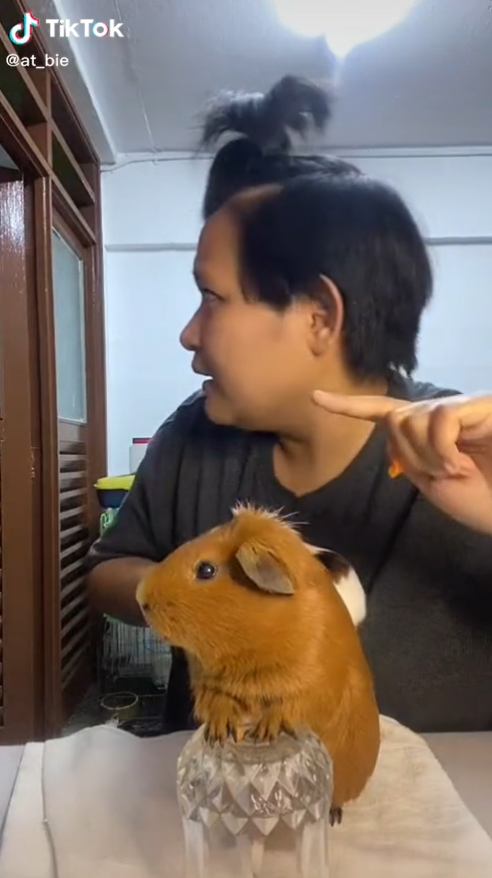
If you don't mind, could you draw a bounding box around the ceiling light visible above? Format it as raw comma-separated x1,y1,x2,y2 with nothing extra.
273,0,421,57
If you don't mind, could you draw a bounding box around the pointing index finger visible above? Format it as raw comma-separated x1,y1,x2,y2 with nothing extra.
312,390,408,423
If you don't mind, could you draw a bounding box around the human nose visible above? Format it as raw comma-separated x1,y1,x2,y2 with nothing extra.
180,310,201,352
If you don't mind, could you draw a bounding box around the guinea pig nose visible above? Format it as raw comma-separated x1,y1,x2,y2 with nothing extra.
140,601,150,613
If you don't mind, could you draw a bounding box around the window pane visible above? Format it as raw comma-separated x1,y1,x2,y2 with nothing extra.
51,229,87,422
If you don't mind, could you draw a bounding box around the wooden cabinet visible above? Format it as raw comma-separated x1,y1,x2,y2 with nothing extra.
0,0,106,742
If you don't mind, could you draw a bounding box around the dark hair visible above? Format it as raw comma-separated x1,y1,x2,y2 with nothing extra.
233,174,433,380
200,75,360,218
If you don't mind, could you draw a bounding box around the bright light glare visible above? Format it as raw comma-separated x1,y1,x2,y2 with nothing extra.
273,0,421,57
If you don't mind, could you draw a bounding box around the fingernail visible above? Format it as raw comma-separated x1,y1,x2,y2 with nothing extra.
313,390,331,403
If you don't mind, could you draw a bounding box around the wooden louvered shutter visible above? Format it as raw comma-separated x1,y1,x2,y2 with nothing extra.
59,423,91,706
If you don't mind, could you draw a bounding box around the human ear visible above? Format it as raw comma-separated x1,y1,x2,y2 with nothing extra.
308,275,345,356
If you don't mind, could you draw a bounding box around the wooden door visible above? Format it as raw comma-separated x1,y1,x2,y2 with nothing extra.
0,173,43,743
39,189,103,735
53,215,93,722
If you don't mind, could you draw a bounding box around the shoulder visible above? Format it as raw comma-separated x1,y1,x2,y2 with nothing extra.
390,373,460,403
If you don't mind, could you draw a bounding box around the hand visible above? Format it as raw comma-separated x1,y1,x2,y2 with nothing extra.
312,390,492,536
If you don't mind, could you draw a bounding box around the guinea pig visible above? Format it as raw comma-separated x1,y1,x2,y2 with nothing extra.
136,503,380,822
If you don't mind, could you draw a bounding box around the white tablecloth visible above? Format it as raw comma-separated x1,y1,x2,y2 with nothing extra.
0,716,491,877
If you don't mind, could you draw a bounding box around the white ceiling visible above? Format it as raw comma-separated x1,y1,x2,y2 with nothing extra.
30,0,492,161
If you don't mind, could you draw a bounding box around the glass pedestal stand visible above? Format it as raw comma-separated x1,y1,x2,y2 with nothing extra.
177,724,333,878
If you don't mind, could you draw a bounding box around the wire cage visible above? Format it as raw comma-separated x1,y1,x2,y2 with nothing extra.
93,482,173,737
100,616,172,687
97,616,173,736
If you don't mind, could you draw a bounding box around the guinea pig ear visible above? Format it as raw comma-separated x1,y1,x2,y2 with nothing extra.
234,543,295,595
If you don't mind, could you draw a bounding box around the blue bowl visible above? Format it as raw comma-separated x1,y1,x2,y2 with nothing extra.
96,488,129,509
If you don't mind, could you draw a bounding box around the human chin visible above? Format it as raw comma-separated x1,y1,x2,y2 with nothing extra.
202,382,237,426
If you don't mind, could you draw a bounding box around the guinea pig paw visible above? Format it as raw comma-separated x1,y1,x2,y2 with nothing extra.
203,723,214,744
228,721,246,743
204,717,229,745
200,696,245,745
329,806,343,826
204,717,245,745
252,709,292,743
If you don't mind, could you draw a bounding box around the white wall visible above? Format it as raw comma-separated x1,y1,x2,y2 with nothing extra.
102,150,492,475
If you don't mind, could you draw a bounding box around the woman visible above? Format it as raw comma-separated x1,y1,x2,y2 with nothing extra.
87,76,492,734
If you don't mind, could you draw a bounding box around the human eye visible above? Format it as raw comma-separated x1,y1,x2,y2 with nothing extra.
192,267,220,301
192,274,220,303
200,288,222,303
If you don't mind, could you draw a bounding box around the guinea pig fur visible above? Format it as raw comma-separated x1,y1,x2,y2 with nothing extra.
137,503,380,814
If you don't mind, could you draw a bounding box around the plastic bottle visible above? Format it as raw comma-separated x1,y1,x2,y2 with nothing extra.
129,437,150,473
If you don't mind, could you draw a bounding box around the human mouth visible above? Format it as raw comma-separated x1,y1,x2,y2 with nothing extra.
192,360,212,378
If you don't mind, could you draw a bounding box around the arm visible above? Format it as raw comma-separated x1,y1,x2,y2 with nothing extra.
86,411,185,625
87,557,156,627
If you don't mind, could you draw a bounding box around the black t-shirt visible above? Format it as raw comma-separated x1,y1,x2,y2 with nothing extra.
87,374,492,734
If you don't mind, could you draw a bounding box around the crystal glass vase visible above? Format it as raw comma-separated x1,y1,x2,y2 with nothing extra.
176,724,333,878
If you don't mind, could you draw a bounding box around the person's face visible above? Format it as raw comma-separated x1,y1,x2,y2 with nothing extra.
180,205,339,433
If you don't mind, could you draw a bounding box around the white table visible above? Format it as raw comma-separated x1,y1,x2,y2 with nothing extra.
0,728,490,878
423,732,492,838
0,734,491,838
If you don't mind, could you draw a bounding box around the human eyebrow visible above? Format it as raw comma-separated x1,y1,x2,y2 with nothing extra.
192,267,220,298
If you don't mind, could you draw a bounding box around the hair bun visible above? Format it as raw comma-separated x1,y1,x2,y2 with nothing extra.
200,75,334,155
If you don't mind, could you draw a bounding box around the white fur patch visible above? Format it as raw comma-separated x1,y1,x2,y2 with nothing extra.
332,566,367,627
306,544,367,626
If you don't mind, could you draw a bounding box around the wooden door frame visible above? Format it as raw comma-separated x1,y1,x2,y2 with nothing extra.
0,174,44,743
34,175,60,737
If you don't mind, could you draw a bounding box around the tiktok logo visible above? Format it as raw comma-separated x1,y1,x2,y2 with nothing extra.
9,11,39,44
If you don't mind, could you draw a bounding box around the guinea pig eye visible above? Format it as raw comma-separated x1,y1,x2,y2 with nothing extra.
195,561,218,582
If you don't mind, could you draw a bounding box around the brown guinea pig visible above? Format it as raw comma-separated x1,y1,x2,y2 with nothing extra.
136,503,380,820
